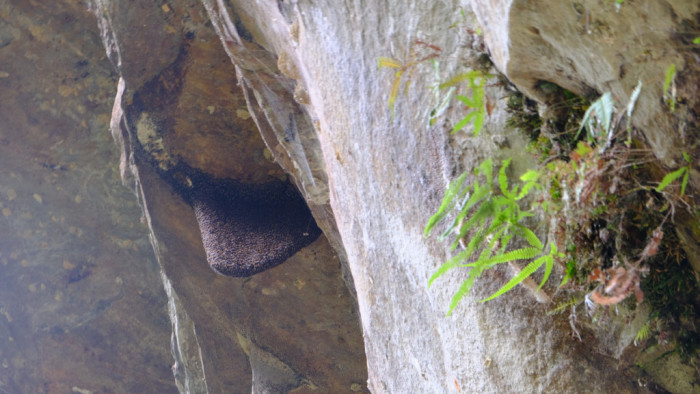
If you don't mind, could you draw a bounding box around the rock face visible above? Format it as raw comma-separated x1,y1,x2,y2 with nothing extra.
91,0,369,392
472,0,700,168
202,0,698,392
1,0,698,393
0,0,367,392
0,2,176,392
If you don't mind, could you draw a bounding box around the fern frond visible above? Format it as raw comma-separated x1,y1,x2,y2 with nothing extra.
634,320,652,346
499,233,513,254
447,279,473,315
438,70,487,89
539,243,564,291
452,201,493,250
517,170,540,200
498,158,513,198
463,247,542,268
425,172,469,236
462,228,508,270
471,111,485,137
439,192,473,240
537,254,554,292
547,295,583,315
452,111,478,134
663,64,676,100
520,169,539,182
515,225,544,250
456,93,477,108
480,255,547,302
656,167,687,193
428,248,472,287
451,185,492,232
447,265,486,315
477,158,493,184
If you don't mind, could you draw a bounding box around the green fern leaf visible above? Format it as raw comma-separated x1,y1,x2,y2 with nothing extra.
439,190,475,240
463,184,492,214
520,169,539,182
517,170,540,200
499,233,513,254
664,64,676,111
452,111,477,134
447,265,486,315
439,200,468,240
447,279,473,315
438,70,485,89
464,247,542,268
656,167,687,193
537,254,554,292
663,64,676,99
477,158,493,182
452,200,494,249
516,181,537,200
428,248,472,287
539,243,564,291
498,158,513,198
547,296,583,315
634,320,651,346
516,225,544,250
682,151,691,163
456,94,477,108
681,169,689,196
472,111,485,137
425,172,469,236
459,228,505,269
480,255,546,302
460,224,489,258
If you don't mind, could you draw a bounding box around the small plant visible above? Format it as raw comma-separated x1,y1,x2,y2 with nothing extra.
379,41,491,135
656,151,692,197
634,320,652,346
378,40,442,115
426,60,456,126
663,64,676,112
439,70,490,136
425,157,563,314
577,92,614,144
576,80,642,149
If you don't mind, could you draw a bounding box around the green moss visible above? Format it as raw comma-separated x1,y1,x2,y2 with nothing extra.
641,231,699,360
505,89,542,141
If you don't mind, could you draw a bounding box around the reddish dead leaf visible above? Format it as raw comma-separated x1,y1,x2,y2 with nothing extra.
590,263,644,306
640,227,663,260
485,96,495,117
589,267,605,284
